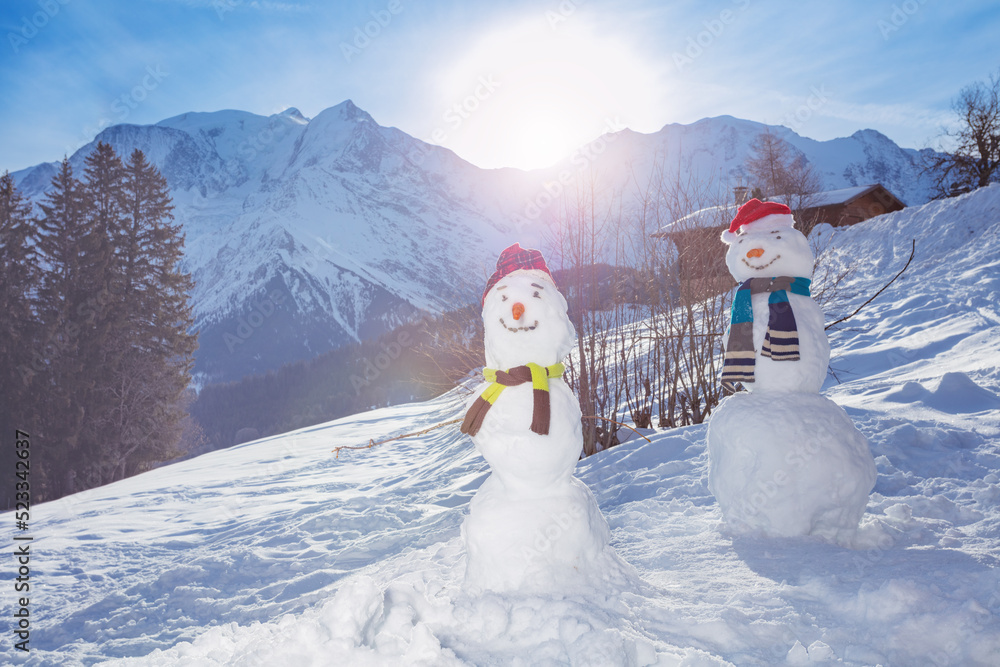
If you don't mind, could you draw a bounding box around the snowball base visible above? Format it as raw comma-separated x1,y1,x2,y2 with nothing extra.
462,475,613,594
707,391,876,541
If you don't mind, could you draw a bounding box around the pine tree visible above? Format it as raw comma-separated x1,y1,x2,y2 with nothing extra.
103,148,196,479
0,173,41,507
34,157,108,498
75,141,132,487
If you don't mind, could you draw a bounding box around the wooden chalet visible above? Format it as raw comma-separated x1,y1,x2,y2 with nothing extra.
799,184,906,227
653,184,905,298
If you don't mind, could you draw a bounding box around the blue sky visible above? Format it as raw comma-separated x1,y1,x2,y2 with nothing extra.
1,0,998,174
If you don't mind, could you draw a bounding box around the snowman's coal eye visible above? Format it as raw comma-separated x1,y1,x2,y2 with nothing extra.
501,294,508,302
776,235,782,239
533,291,541,298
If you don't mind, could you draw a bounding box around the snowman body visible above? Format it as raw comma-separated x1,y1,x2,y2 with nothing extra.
721,215,830,393
462,269,612,592
471,377,583,493
745,290,828,393
708,205,875,541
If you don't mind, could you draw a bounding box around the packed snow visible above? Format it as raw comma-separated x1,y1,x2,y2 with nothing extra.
709,202,876,541
462,255,623,594
5,185,1000,665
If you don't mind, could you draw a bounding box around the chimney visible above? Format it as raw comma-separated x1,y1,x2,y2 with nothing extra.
734,185,749,206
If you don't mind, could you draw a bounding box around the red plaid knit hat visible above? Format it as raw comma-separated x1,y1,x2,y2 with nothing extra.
482,243,555,306
728,199,793,234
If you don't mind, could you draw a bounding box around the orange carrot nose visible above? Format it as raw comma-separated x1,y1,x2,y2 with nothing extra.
512,302,525,321
746,248,765,259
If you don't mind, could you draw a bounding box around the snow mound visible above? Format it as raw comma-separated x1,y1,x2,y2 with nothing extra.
886,372,1000,414
708,392,876,541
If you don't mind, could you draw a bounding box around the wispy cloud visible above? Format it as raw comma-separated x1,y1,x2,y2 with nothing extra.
147,0,313,12
2,0,999,172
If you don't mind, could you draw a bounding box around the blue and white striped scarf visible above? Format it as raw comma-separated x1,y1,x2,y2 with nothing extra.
721,276,812,387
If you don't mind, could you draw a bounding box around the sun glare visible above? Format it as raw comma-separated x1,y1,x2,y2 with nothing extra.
432,16,661,170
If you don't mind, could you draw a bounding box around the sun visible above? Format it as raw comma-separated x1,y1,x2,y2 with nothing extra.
431,16,661,170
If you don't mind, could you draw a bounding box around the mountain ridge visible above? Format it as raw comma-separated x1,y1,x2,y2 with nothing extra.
12,102,939,383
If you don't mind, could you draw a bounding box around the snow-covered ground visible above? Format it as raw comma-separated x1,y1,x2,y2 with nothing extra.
5,185,1000,665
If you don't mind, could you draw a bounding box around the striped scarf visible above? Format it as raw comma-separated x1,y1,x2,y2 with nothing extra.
460,362,565,437
721,276,811,387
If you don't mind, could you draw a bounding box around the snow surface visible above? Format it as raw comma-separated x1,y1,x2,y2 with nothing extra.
806,185,881,209
708,392,876,541
5,186,1000,665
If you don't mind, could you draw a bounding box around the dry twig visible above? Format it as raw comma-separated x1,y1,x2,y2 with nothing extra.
825,239,916,330
332,418,463,458
332,413,654,458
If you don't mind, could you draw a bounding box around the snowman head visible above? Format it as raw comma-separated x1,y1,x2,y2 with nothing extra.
481,244,575,369
720,199,814,283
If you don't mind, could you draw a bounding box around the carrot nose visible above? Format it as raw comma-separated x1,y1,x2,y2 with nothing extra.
746,248,765,259
512,302,525,321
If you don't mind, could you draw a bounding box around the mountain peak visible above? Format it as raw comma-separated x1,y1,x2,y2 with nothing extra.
275,107,309,124
327,99,375,124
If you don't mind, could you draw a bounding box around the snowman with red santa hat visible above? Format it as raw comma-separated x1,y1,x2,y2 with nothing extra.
459,243,622,593
707,200,876,542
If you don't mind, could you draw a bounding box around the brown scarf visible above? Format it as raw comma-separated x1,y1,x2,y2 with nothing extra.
460,362,565,437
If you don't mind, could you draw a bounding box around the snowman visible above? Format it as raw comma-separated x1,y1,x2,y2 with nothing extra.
707,200,876,541
459,243,616,593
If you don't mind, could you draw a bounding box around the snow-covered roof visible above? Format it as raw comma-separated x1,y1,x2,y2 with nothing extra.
653,203,737,236
654,184,900,237
804,184,880,208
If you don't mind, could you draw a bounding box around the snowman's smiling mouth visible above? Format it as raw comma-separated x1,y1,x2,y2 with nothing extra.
499,317,538,332
742,254,781,271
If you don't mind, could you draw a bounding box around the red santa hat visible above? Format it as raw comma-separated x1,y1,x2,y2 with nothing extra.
482,243,555,306
721,198,796,243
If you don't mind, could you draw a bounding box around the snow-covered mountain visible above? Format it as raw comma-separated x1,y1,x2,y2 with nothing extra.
12,104,939,383
526,115,936,225
14,101,543,382
6,184,1000,666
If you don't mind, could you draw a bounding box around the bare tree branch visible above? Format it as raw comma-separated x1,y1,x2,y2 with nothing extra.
825,239,916,330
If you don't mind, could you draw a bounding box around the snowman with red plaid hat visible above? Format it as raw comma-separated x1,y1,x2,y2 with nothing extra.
459,243,622,593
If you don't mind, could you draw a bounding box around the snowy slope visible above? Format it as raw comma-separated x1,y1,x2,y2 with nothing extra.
10,106,939,383
5,185,1000,665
